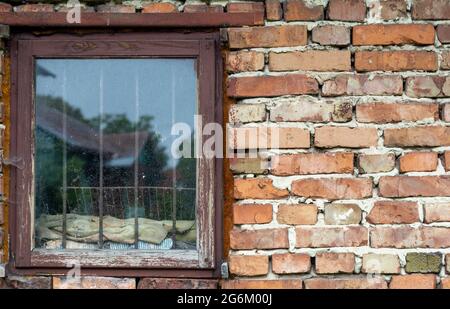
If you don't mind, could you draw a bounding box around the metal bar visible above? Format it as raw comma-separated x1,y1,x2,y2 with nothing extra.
133,69,139,249
98,68,104,249
171,63,177,248
66,186,195,190
62,65,68,249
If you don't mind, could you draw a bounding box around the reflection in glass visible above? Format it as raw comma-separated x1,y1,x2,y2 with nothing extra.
34,59,198,250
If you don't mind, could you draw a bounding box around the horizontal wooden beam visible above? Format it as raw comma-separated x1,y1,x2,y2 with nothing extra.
0,12,264,28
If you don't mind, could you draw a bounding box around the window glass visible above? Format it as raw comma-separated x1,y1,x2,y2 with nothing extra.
34,59,198,250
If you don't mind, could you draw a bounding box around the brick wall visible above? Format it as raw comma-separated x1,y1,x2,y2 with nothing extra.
0,0,450,289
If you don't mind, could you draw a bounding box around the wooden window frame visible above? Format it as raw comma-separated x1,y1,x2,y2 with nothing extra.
9,30,223,277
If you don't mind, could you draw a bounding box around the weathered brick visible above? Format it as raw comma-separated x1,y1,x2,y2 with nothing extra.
305,277,387,289
270,153,354,176
405,76,450,98
445,152,450,171
283,0,324,21
322,75,403,96
314,126,378,148
269,50,351,72
379,176,450,198
372,0,407,20
53,277,136,289
233,204,273,224
234,178,289,200
356,102,438,123
399,152,438,173
296,226,368,248
367,201,419,224
221,279,302,289
353,24,435,46
384,127,450,147
412,0,450,20
327,0,366,22
226,51,265,73
441,278,450,289
362,254,401,274
312,25,350,46
228,127,310,149
315,253,355,274
447,255,450,273
390,274,436,289
227,2,264,13
229,255,269,276
57,5,95,13
405,253,442,273
228,25,307,48
358,153,396,174
272,253,311,274
142,3,177,13
270,99,352,123
183,4,223,13
370,226,450,248
292,178,373,200
15,4,54,12
277,204,318,225
229,157,268,174
3,276,51,289
324,203,362,225
424,203,450,223
138,278,217,289
96,4,135,13
0,2,12,12
355,51,438,72
441,51,450,70
265,0,282,21
444,105,450,122
437,25,450,43
229,104,266,123
228,74,318,98
230,228,289,249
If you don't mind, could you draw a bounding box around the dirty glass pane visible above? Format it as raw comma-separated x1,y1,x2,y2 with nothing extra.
34,59,198,251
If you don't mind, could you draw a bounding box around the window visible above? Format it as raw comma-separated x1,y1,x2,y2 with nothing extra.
10,31,222,275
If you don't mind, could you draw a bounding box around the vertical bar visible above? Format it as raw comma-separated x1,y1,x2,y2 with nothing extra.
171,64,177,248
134,69,139,249
98,67,104,249
62,65,68,249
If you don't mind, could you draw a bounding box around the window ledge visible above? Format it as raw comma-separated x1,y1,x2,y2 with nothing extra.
0,12,264,27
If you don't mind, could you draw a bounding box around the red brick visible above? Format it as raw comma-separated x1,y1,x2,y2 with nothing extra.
327,0,366,22
227,74,318,98
445,152,450,171
272,253,311,274
384,127,450,147
228,127,310,150
353,24,435,46
356,103,439,123
296,226,368,248
412,0,450,20
230,228,289,250
234,178,288,200
358,153,395,174
390,274,436,289
138,278,217,289
399,152,438,173
424,203,450,223
283,0,324,21
271,153,354,176
0,3,12,12
221,279,302,289
379,176,450,198
183,4,223,13
226,51,265,73
14,4,54,12
355,51,438,72
265,0,282,21
142,3,177,13
305,277,387,289
367,201,419,224
229,255,269,276
405,76,450,98
312,25,350,46
322,75,403,96
292,178,373,200
314,126,378,148
53,277,135,289
229,157,268,174
233,204,273,224
227,2,264,13
277,204,318,225
269,50,351,72
370,226,450,248
441,278,450,289
437,25,450,43
315,253,355,274
228,25,307,48
96,4,135,13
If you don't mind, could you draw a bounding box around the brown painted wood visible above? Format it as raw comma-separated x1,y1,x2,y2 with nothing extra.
0,12,264,27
